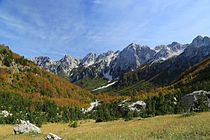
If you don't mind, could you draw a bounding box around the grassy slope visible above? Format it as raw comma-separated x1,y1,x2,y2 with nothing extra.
1,112,210,140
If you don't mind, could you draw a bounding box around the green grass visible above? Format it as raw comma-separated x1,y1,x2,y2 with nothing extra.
93,80,155,96
112,80,155,96
74,77,108,91
1,112,210,140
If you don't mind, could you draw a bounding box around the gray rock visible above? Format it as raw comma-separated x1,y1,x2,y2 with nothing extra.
45,133,62,140
13,120,41,134
150,42,186,63
80,53,97,67
118,99,146,112
128,101,146,112
182,90,210,111
32,54,79,76
110,44,156,78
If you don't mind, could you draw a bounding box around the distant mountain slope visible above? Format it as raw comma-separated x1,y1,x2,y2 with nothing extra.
117,36,210,88
0,44,92,106
174,57,210,88
32,55,80,78
150,42,187,63
33,41,186,83
93,42,210,97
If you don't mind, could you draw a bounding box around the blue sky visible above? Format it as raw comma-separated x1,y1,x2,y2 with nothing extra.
0,0,210,60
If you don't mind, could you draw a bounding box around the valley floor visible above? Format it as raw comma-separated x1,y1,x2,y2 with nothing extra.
0,112,210,140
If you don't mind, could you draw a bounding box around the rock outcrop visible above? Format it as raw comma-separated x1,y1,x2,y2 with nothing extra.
45,133,62,140
182,90,210,111
118,99,146,112
13,120,41,134
128,101,146,112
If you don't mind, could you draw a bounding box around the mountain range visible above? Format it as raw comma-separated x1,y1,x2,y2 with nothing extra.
33,37,188,83
117,35,210,87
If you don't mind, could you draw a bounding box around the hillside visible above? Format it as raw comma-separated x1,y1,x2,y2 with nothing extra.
74,77,108,91
1,112,210,140
75,44,210,97
113,36,210,95
174,57,210,88
0,44,92,106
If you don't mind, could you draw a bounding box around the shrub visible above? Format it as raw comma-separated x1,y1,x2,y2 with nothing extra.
69,121,79,128
124,111,133,121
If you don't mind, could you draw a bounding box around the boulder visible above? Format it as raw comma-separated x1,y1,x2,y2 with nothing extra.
13,120,41,134
45,133,62,140
128,101,146,112
182,90,210,111
118,99,146,112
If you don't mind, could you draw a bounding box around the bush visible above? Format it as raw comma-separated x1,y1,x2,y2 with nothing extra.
69,121,79,128
124,111,133,121
96,118,103,123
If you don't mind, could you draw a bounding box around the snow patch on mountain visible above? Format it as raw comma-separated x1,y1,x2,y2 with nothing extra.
92,81,118,91
151,42,186,63
80,53,97,67
82,100,101,113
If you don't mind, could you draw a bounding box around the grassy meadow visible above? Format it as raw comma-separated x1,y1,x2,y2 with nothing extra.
0,112,210,140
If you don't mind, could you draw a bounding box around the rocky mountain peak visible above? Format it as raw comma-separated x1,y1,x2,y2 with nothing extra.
126,43,138,48
33,56,50,62
170,41,179,46
183,36,210,58
154,45,166,52
149,42,186,63
60,55,74,62
109,43,156,78
32,35,210,82
32,56,55,68
125,43,150,51
191,35,210,47
80,52,97,67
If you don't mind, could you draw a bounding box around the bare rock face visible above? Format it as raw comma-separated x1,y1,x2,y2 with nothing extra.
182,90,210,111
118,99,146,112
151,42,186,63
13,120,41,134
32,55,79,76
45,133,62,140
110,44,156,78
128,101,146,112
